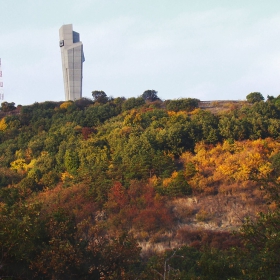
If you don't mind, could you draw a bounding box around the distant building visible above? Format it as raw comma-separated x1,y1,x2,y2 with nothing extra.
59,24,85,101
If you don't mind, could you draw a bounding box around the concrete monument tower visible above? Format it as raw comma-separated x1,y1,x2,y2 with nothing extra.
59,24,85,101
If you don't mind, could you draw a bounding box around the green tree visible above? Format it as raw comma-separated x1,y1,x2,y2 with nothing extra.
0,101,16,112
271,152,280,177
141,90,160,102
64,150,80,175
0,202,46,278
92,90,108,104
122,97,145,111
246,92,264,103
190,110,219,143
237,210,280,279
168,171,192,196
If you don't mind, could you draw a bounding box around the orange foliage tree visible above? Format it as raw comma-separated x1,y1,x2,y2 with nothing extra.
181,138,280,195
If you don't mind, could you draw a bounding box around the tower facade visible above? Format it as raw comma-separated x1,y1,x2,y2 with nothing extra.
59,24,85,101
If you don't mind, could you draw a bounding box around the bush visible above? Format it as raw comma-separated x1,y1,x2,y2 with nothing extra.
165,98,200,112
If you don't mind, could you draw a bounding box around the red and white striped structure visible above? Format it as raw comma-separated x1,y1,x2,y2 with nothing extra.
0,58,4,100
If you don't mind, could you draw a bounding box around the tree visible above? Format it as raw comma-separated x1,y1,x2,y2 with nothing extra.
122,97,145,111
92,90,108,104
267,95,275,101
271,152,280,177
0,118,7,130
64,150,80,175
0,202,45,279
0,102,16,112
237,209,280,279
141,90,160,102
246,92,264,103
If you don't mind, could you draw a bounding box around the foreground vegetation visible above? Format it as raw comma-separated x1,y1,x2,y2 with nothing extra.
0,92,280,279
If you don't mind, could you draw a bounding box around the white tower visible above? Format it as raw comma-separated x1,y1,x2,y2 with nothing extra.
59,24,85,101
0,58,4,101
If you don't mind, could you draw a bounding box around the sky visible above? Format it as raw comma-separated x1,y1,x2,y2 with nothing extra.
1,0,280,105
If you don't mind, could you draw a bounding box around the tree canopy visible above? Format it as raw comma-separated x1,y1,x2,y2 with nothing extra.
141,90,160,101
0,101,16,112
246,92,264,103
92,90,108,104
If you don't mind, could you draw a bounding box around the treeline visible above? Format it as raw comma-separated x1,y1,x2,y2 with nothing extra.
0,93,279,279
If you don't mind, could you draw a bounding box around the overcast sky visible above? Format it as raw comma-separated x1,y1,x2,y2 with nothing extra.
1,0,280,105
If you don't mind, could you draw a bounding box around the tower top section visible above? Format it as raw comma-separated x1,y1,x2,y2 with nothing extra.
59,24,81,48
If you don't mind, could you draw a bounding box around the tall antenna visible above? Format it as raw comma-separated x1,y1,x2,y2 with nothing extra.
0,58,4,101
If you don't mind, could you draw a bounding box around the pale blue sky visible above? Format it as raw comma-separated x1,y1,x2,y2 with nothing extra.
1,0,280,105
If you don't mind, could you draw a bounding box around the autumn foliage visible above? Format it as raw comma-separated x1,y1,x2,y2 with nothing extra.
0,95,280,278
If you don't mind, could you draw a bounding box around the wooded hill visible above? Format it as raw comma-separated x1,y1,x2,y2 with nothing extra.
0,92,280,279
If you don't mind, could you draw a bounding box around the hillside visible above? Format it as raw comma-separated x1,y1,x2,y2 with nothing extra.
0,95,280,279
